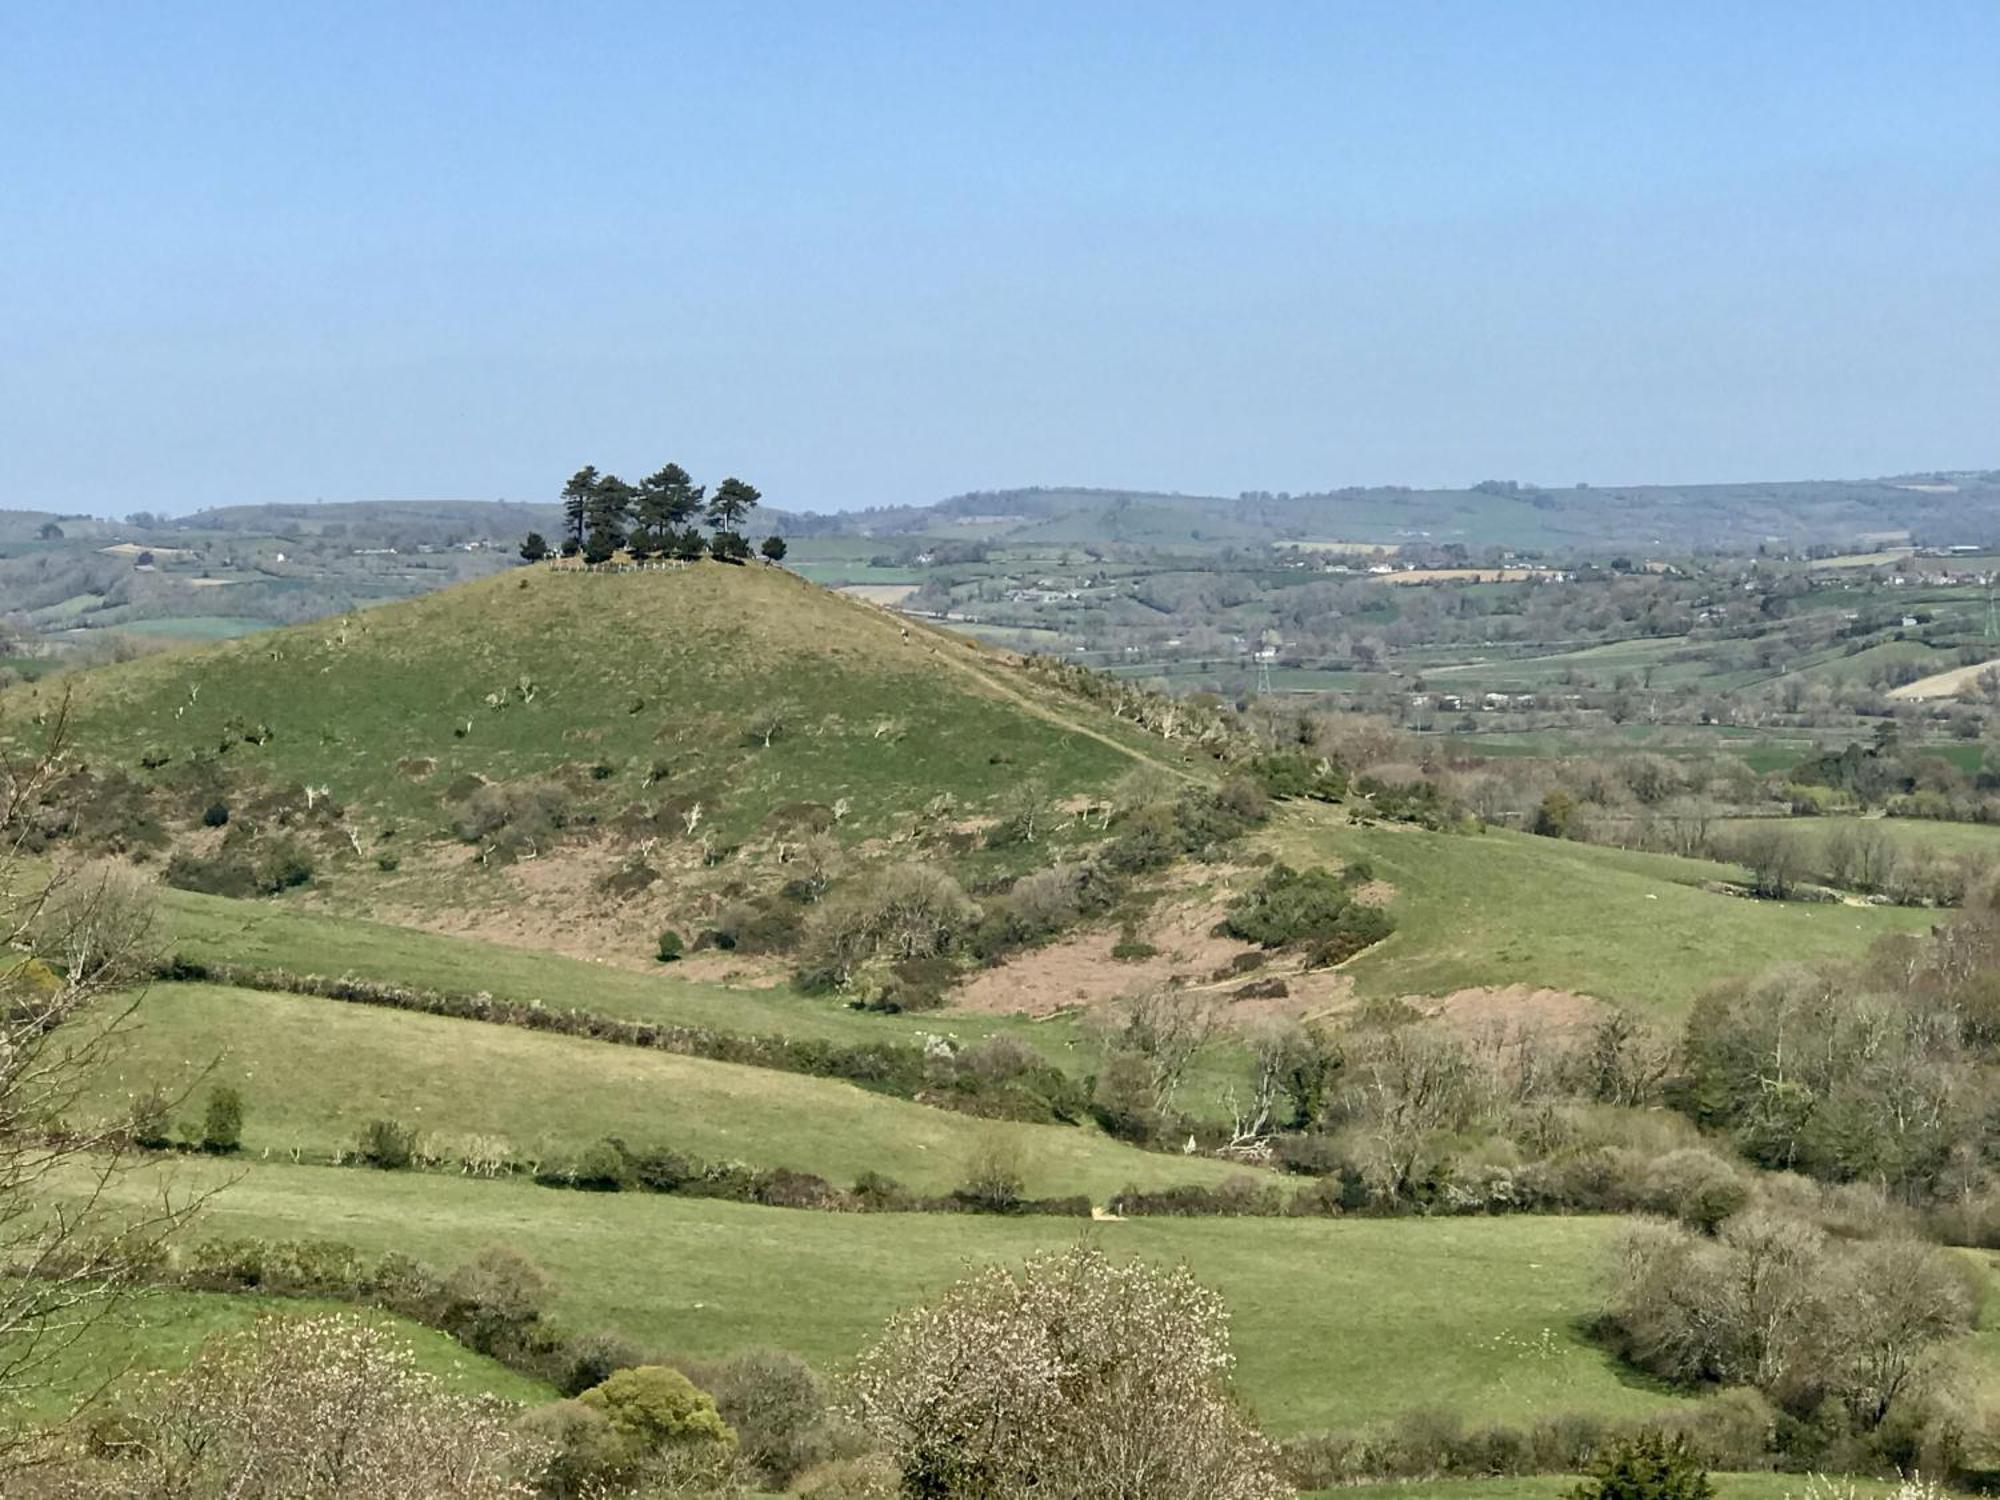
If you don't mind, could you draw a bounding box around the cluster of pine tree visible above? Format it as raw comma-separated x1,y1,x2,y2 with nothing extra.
519,464,785,567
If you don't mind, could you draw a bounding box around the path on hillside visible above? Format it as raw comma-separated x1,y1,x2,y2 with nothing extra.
825,588,1199,781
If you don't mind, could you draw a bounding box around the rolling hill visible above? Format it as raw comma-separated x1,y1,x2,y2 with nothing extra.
11,560,1174,846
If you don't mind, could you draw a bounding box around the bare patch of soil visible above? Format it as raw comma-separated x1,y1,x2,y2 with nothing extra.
1413,984,1604,1032
952,885,1259,1018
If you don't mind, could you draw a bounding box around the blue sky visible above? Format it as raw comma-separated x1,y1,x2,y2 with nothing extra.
3,2,1996,514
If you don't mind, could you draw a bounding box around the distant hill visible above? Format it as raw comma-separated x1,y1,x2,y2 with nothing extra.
792,472,2000,552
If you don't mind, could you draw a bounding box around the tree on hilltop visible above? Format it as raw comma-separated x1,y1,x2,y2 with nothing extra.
585,474,637,561
560,465,600,555
519,531,549,562
639,463,705,530
760,535,787,563
707,476,760,535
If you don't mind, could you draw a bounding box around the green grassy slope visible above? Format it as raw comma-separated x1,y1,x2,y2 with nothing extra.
150,886,1122,1082
1264,809,1933,1014
26,1291,552,1420
77,1158,1683,1435
8,561,1172,839
90,982,1263,1198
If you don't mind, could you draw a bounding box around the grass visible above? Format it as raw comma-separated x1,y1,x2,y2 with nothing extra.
7,562,1171,841
88,981,1268,1199
152,885,1106,1072
1716,815,2000,861
1263,809,1934,1015
103,615,275,641
23,1289,552,1419
73,1157,1687,1435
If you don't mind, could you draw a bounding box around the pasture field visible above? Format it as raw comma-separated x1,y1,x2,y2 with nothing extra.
100,614,274,641
1263,809,1932,1013
87,981,1267,1199
28,1291,552,1419
1715,815,2000,861
152,886,1102,1070
69,1157,1686,1435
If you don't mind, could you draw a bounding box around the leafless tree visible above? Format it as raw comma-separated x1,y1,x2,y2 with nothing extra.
1115,988,1220,1116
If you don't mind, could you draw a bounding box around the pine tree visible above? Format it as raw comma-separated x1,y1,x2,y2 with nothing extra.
639,463,705,530
706,476,760,535
519,532,549,562
585,474,637,559
559,466,599,553
759,535,787,563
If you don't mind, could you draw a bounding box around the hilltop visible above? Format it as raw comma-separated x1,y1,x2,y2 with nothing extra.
6,559,1204,960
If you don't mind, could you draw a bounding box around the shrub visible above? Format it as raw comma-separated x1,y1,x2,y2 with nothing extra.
554,1330,651,1398
955,1136,1026,1213
199,1085,244,1154
201,800,230,828
655,929,684,963
357,1118,418,1170
851,1246,1285,1500
441,1245,552,1357
1247,751,1348,802
577,1364,735,1453
698,1347,830,1485
1569,1433,1714,1500
1222,862,1393,964
852,1171,915,1212
570,1140,628,1191
129,1088,173,1149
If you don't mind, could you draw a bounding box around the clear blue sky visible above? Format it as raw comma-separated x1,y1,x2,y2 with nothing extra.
4,2,1996,514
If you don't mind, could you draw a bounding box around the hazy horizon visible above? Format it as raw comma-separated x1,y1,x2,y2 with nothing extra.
6,2,1997,515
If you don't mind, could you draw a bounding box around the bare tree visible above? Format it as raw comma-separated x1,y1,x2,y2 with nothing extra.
1116,988,1220,1116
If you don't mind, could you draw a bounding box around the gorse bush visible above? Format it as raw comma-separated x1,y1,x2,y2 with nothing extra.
1221,861,1393,963
1569,1432,1714,1500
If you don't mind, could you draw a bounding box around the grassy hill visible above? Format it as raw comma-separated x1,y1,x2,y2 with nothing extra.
1264,807,1934,1015
10,560,1173,845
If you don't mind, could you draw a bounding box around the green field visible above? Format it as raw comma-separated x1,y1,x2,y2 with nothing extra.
1716,815,2000,861
101,614,275,641
1265,809,1933,1013
74,1158,1684,1435
89,981,1267,1199
27,1290,551,1420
